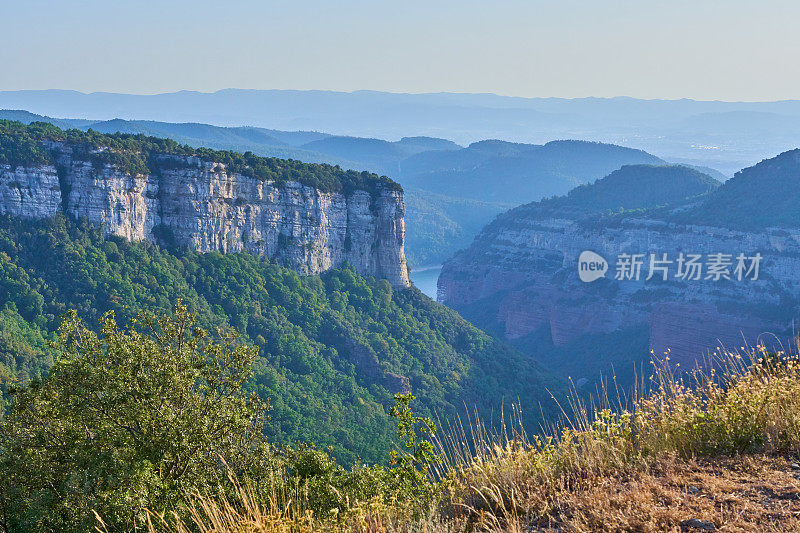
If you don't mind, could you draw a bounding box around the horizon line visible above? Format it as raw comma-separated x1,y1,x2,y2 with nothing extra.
1,88,799,105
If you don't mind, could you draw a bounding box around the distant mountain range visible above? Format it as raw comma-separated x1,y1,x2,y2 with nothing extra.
0,109,713,266
4,89,800,176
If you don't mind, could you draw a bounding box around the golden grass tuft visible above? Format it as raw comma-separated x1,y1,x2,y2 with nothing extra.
141,343,800,532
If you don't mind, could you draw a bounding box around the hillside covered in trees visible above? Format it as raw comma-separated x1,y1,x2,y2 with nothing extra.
676,148,800,228
0,215,558,465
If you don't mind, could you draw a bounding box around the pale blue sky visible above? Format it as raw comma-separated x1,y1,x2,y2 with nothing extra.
1,0,798,100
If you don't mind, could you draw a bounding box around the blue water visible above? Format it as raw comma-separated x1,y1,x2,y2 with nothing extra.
410,265,442,300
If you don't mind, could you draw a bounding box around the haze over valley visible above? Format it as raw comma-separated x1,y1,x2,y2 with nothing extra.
4,89,800,177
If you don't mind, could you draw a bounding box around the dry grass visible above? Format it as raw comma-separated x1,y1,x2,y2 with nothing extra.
531,454,800,532
142,473,314,533
143,344,800,532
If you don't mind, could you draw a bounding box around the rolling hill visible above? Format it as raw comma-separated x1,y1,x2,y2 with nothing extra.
397,140,667,204
677,149,800,229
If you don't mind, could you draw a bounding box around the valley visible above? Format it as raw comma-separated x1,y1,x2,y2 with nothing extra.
0,120,560,467
408,264,442,299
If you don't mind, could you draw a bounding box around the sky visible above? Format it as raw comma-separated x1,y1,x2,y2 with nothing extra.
1,0,799,101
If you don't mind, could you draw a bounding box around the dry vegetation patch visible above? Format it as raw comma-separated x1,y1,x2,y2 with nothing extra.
533,454,800,532
141,347,800,532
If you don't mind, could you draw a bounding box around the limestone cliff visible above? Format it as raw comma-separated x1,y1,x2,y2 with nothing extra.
439,159,800,370
0,147,410,287
440,216,800,366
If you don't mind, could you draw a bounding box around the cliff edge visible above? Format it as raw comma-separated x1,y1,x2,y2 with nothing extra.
0,120,410,287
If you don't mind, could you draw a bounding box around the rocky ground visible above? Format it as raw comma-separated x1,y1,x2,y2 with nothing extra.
533,455,800,532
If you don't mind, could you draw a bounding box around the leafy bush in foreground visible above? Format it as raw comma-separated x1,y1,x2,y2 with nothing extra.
0,305,269,531
0,306,443,531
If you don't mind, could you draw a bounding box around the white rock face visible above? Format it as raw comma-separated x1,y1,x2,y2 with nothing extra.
63,160,160,242
5,154,410,287
440,215,800,365
0,164,61,218
155,160,408,285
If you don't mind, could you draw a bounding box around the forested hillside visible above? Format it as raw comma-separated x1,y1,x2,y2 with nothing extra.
549,164,719,213
677,148,800,228
0,215,557,464
404,190,511,266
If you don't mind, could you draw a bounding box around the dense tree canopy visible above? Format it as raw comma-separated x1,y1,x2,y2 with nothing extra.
0,215,558,465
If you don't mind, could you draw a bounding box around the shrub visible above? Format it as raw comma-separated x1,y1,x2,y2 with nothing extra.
0,304,269,532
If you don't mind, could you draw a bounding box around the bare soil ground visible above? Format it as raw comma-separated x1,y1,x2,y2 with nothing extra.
533,455,800,532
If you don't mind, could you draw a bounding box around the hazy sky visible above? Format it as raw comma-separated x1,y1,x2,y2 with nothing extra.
2,0,798,100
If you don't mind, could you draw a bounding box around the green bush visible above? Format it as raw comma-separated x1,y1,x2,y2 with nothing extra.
0,304,269,531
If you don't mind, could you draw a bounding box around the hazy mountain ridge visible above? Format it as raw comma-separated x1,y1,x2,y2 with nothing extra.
398,140,666,203
299,135,460,177
5,88,800,175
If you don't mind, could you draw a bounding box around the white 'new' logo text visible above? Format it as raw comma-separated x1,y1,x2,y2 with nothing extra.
578,250,608,282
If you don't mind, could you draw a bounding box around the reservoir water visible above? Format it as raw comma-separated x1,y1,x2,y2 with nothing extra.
410,265,442,300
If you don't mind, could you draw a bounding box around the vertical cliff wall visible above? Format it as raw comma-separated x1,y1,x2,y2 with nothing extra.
0,150,410,287
439,215,800,366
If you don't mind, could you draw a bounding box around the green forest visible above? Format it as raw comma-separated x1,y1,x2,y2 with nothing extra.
0,215,557,466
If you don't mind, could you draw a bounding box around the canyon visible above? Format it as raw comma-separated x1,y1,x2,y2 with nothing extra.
439,217,800,367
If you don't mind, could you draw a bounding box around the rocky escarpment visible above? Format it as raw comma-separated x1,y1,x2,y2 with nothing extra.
438,158,800,371
0,146,410,287
439,216,800,366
